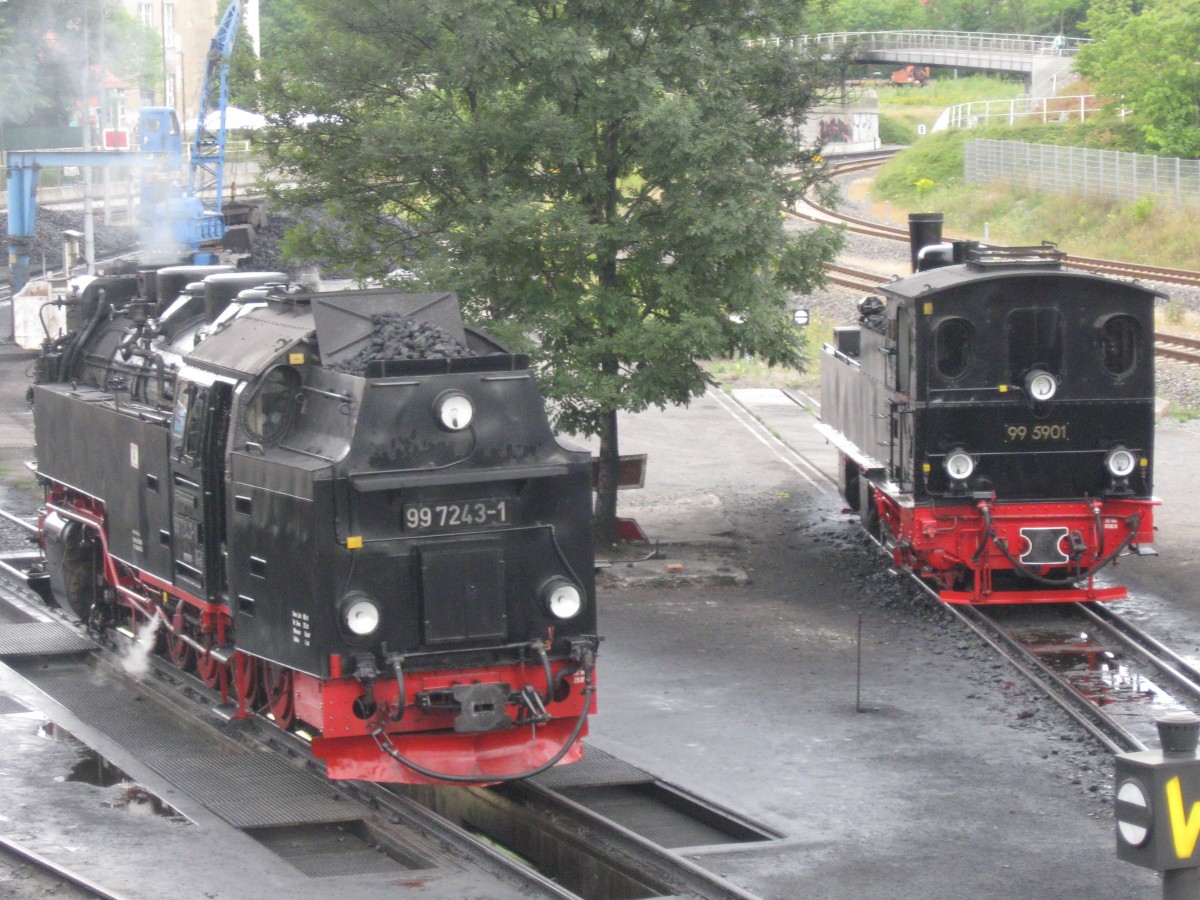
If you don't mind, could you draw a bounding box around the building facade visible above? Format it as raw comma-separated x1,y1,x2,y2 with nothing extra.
122,0,259,131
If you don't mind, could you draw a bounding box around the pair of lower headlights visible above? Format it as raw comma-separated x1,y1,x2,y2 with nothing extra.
942,446,1139,482
341,576,586,638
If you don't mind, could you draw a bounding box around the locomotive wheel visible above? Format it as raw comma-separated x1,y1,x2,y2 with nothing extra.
865,487,882,540
844,464,861,511
166,631,194,671
60,526,99,621
232,653,261,710
194,636,225,690
261,662,295,728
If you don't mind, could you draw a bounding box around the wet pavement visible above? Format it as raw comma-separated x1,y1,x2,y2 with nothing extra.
0,338,1191,897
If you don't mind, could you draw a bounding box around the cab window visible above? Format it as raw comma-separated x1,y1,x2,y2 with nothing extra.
934,317,974,380
242,365,301,445
1100,315,1139,377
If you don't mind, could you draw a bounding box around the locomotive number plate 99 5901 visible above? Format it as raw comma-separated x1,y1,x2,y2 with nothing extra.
404,499,510,532
1005,424,1069,442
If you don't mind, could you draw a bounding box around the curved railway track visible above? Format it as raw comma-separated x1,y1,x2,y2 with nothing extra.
824,258,1200,366
807,164,1200,366
802,153,1200,290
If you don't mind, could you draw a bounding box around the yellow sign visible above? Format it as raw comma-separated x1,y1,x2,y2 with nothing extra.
1167,776,1200,859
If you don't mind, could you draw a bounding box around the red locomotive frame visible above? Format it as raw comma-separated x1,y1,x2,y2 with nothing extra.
40,485,596,785
865,480,1157,605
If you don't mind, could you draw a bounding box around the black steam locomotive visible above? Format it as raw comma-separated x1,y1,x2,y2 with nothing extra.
818,216,1160,604
29,264,599,784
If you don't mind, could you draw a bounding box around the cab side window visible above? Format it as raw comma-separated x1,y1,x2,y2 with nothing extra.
934,317,974,381
1099,315,1139,378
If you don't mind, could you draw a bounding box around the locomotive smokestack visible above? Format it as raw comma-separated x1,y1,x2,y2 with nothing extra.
908,213,944,273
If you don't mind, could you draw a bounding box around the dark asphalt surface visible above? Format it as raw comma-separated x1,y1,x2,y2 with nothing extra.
0,338,1183,897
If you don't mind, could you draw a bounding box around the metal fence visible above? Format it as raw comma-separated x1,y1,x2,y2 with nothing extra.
936,96,1104,131
965,139,1200,208
746,30,1088,57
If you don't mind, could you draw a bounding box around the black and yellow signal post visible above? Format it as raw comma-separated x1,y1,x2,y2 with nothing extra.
1116,714,1200,899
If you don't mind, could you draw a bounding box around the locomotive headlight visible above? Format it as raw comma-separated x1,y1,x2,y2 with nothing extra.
433,391,474,431
1106,447,1137,478
944,450,975,481
541,577,584,620
1024,369,1058,402
341,594,381,637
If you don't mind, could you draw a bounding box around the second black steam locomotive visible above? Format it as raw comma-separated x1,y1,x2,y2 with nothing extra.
818,216,1160,604
30,264,599,784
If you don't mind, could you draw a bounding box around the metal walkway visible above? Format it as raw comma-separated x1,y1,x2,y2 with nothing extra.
749,30,1082,98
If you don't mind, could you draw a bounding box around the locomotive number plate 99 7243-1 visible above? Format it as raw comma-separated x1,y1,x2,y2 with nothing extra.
1005,423,1069,442
404,499,510,532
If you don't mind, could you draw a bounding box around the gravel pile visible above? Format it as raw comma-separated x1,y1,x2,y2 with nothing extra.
331,313,475,375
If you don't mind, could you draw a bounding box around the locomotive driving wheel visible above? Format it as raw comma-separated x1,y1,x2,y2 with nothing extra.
194,635,225,690
261,662,295,728
232,653,260,712
165,626,194,671
165,609,193,672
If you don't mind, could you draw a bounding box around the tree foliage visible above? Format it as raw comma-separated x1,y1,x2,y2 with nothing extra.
257,0,843,542
0,1,160,131
800,0,1088,40
1076,0,1200,157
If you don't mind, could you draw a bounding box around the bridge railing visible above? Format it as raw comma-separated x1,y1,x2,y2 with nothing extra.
746,31,1089,57
934,95,1106,131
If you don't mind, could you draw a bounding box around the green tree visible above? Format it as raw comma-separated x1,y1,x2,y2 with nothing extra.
1077,0,1200,157
801,0,928,34
258,0,843,544
0,1,160,133
219,0,262,111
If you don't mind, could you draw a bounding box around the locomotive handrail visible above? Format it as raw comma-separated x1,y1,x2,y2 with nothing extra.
820,342,861,368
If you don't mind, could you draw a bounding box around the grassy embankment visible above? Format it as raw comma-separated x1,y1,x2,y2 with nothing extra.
870,76,1200,327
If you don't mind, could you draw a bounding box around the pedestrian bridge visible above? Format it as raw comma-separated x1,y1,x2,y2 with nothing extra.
747,31,1084,98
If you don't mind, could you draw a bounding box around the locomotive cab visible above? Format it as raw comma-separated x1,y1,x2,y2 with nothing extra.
819,225,1161,604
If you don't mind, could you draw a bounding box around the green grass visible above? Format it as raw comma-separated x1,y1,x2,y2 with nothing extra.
876,74,1024,134
866,118,1200,273
701,309,830,390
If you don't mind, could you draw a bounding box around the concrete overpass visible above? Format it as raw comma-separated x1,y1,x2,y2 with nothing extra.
748,31,1085,99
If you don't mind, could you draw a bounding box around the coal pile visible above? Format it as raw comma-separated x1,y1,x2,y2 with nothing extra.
240,207,357,280
0,208,137,271
331,313,475,375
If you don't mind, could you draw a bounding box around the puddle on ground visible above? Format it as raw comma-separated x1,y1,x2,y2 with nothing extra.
37,720,187,820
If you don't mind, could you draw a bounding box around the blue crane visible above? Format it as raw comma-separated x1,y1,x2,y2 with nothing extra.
5,2,244,292
185,0,243,244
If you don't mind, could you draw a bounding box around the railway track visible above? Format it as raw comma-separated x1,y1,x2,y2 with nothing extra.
803,154,1200,290
941,598,1200,757
724,387,1199,762
1154,331,1200,365
0,514,766,900
0,833,129,900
